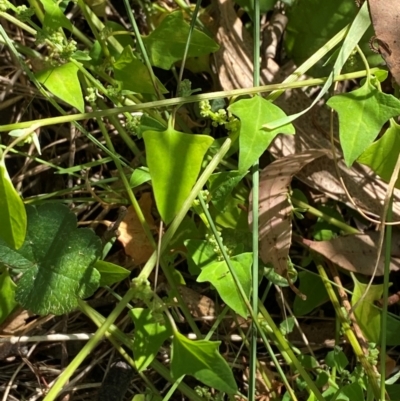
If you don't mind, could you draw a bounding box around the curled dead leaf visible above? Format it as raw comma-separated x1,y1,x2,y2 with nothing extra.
118,193,156,265
299,230,400,276
249,149,329,276
368,0,400,85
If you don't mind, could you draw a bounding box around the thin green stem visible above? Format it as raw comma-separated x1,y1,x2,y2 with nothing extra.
123,0,161,98
77,300,205,401
0,68,381,132
250,0,260,397
43,287,137,401
175,0,202,97
292,197,360,234
197,194,322,401
380,198,393,400
317,265,381,400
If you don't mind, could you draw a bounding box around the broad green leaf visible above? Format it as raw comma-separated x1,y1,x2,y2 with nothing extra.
293,271,329,316
185,239,218,276
105,21,135,49
197,253,252,318
351,273,382,343
0,271,18,326
169,216,199,249
40,0,73,31
207,171,245,212
142,11,219,70
325,349,349,373
335,382,364,401
0,161,27,250
130,168,151,188
143,125,213,224
0,203,101,315
229,96,295,174
135,114,166,139
285,0,379,76
213,196,249,230
114,46,168,95
171,331,238,394
264,1,371,130
327,81,400,166
36,62,84,112
358,120,400,187
94,260,130,287
130,308,171,372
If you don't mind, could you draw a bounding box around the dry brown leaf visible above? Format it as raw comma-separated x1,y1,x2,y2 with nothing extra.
118,192,156,265
300,231,400,276
177,286,216,319
249,150,329,275
368,0,400,85
243,361,282,397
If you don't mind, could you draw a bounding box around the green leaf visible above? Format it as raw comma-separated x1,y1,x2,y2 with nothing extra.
130,168,151,188
207,171,245,212
130,308,171,372
35,62,84,112
293,271,329,316
185,239,218,276
136,114,166,138
0,161,27,250
0,271,18,326
40,0,73,31
228,96,295,174
143,11,219,70
358,120,400,187
197,253,252,318
143,124,213,224
351,273,382,343
327,81,400,166
325,348,349,373
312,206,344,241
285,0,379,76
105,21,135,49
171,331,238,394
114,46,168,95
335,382,364,401
94,260,130,287
0,203,101,315
212,196,249,230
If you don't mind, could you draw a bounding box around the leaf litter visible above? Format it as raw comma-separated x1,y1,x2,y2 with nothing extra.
299,231,400,276
249,149,330,277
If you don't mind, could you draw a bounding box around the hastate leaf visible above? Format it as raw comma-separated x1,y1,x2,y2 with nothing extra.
35,62,84,112
351,273,383,343
114,46,168,95
40,0,73,31
197,253,252,318
143,11,219,70
229,96,295,174
130,308,171,372
0,203,102,315
171,331,238,394
143,125,213,224
358,120,400,188
327,80,400,166
0,161,27,250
